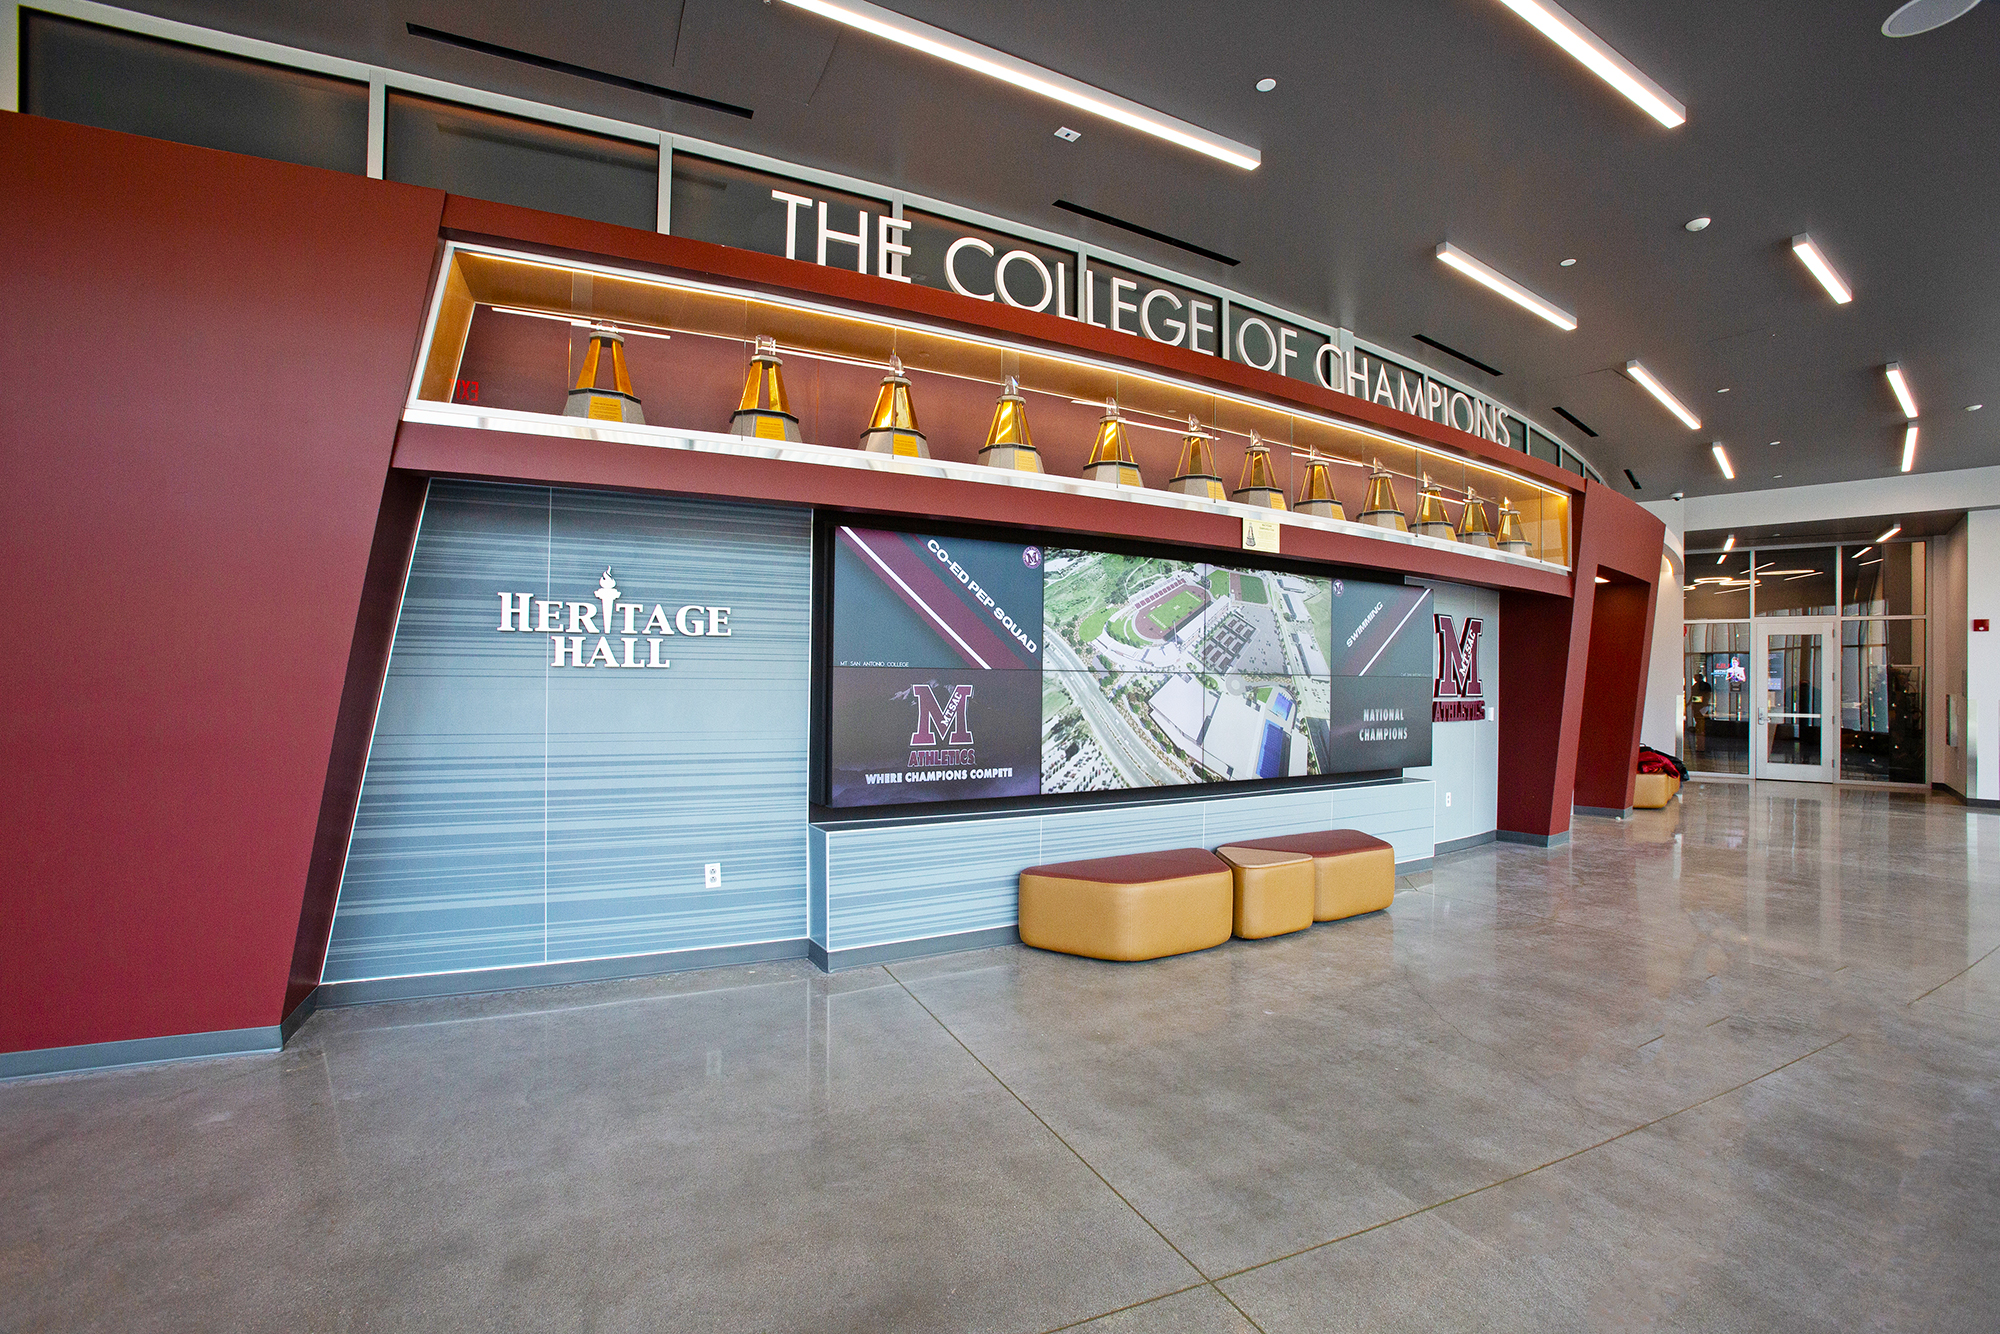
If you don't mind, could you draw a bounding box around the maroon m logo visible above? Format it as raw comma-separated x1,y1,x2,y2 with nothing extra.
1434,615,1484,699
908,683,975,745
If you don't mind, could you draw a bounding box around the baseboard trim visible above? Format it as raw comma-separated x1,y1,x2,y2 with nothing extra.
279,987,320,1044
1497,829,1571,848
1574,804,1634,820
810,925,1021,972
0,1025,283,1082
315,938,811,1008
1934,781,2000,809
1433,830,1497,856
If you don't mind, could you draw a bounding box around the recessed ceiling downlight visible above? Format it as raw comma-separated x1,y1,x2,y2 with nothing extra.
1883,0,1985,38
1685,216,1711,232
1255,77,1278,92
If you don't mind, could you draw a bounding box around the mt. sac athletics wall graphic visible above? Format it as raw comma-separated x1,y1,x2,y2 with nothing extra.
1432,614,1487,722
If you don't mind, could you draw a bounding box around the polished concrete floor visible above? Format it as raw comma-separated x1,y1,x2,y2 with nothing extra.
5,780,1999,1332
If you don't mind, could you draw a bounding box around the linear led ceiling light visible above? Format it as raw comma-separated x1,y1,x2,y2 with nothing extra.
1901,424,1919,473
1436,243,1578,330
1877,524,1903,544
1723,534,1736,552
1885,362,1919,419
1711,442,1735,479
1625,361,1701,429
1791,233,1853,304
774,0,1261,170
1492,0,1687,127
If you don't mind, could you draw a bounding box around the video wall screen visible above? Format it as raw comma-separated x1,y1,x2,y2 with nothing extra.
825,525,1432,808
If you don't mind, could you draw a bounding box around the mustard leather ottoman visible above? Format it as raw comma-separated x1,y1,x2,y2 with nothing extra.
1215,845,1315,939
1017,848,1232,961
1229,830,1395,922
1632,772,1681,809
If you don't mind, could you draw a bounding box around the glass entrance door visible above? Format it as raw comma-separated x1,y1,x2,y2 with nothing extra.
1753,619,1839,782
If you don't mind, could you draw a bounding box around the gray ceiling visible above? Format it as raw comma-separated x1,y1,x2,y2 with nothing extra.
139,0,2000,500
1687,506,1966,551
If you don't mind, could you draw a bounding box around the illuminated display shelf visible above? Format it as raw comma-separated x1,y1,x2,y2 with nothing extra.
403,400,1568,574
410,243,1573,570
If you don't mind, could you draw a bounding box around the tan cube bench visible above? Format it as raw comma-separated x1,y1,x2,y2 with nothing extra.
1215,845,1315,938
1632,772,1681,809
1227,829,1396,922
1018,848,1232,961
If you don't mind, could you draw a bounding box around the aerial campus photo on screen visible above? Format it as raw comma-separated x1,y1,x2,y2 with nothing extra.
1039,550,1336,793
824,524,1434,807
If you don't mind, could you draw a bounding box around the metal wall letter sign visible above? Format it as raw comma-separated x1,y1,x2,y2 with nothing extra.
494,568,732,668
1432,614,1487,722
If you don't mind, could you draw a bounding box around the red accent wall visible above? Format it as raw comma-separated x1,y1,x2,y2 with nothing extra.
0,113,1667,1055
0,114,445,1053
1497,480,1666,837
1574,581,1656,811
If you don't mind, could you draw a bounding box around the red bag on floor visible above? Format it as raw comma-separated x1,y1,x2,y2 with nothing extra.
1637,745,1689,780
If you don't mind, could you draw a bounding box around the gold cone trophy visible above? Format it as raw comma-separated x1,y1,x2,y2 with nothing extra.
1166,417,1225,499
1231,430,1287,509
1293,449,1344,519
729,336,801,441
858,355,928,457
1357,460,1409,531
565,324,645,423
1496,499,1532,555
977,376,1042,472
1082,398,1143,487
1414,474,1457,540
1457,485,1497,547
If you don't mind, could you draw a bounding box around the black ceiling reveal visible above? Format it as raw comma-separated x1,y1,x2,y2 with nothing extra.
406,24,753,119
1411,334,1502,377
1552,406,1600,438
1051,200,1239,266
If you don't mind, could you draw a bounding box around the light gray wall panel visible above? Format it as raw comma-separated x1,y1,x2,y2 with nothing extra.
814,780,1434,954
1036,800,1205,865
1200,788,1336,846
325,481,811,984
808,825,829,948
822,818,1043,952
1408,579,1500,846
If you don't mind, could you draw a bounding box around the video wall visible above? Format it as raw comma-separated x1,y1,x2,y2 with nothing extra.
826,525,1434,808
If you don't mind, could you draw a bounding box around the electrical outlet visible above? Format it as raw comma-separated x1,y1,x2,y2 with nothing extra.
1444,792,1452,807
703,862,722,888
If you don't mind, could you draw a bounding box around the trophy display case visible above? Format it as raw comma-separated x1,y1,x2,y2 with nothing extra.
409,243,1573,569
